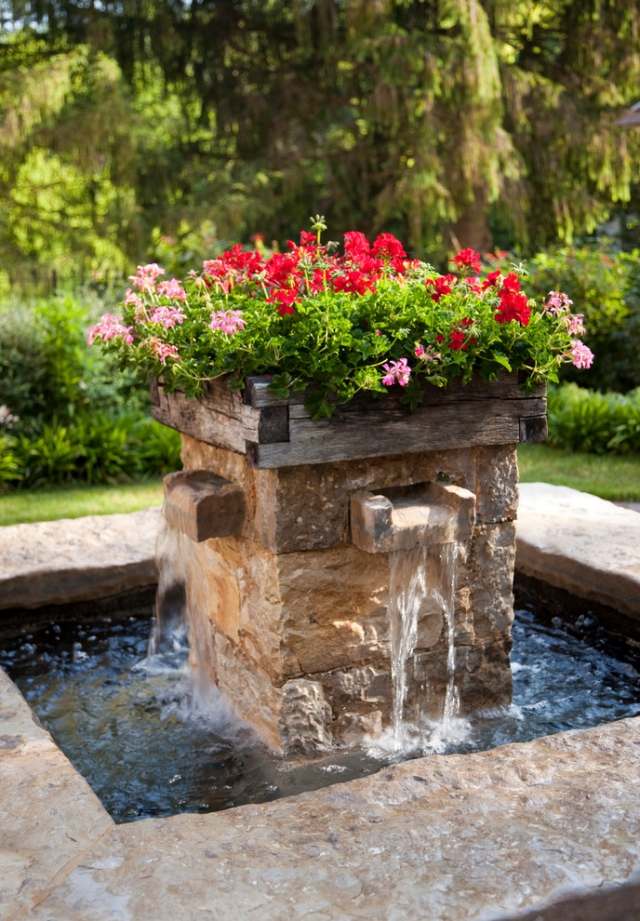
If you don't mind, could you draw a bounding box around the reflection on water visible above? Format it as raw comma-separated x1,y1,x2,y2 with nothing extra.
1,607,639,823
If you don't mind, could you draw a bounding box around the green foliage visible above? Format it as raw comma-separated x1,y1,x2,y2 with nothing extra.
0,434,19,487
523,247,640,392
3,414,180,489
0,293,147,422
2,2,640,287
548,384,640,455
0,293,179,489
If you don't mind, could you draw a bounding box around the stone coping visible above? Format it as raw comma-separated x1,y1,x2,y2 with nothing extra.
2,655,639,921
516,483,640,620
0,508,160,611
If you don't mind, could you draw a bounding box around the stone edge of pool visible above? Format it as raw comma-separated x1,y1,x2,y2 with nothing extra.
1,484,639,921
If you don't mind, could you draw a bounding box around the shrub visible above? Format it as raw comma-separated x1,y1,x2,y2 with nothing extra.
0,293,168,491
548,383,640,455
523,246,640,393
4,413,180,489
89,224,592,420
0,433,19,487
0,294,151,424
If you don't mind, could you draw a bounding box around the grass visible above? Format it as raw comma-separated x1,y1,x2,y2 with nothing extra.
518,444,640,502
0,445,638,527
0,479,163,527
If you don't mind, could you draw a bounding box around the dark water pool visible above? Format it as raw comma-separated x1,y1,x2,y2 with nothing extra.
1,608,639,823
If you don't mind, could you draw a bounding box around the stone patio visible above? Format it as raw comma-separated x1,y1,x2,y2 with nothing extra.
1,482,640,919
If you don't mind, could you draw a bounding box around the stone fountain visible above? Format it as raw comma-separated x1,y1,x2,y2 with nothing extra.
151,373,547,754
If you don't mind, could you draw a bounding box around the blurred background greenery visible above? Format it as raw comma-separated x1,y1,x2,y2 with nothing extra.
1,0,640,518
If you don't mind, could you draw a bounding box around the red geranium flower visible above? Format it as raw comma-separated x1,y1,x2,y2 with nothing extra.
268,288,298,316
372,232,407,264
426,274,456,301
344,231,371,262
482,269,502,290
332,269,377,295
453,247,482,274
495,289,531,326
501,272,521,293
265,253,300,287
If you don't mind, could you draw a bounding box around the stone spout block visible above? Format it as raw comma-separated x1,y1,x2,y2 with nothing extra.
163,470,245,542
350,482,476,554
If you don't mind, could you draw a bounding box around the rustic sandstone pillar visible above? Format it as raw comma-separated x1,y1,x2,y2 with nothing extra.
174,436,519,754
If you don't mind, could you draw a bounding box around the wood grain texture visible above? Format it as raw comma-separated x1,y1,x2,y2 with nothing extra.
249,402,544,468
151,383,260,454
152,375,547,467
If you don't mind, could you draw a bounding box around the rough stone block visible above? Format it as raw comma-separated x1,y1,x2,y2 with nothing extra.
475,444,519,524
181,435,479,553
163,469,245,542
350,482,476,554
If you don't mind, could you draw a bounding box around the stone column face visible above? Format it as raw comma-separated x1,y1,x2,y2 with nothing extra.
178,435,518,754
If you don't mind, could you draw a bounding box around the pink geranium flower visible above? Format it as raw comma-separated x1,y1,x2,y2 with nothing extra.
210,310,246,334
156,278,187,302
150,338,179,365
87,314,134,346
570,339,594,369
415,344,441,363
544,290,573,315
124,288,144,309
129,263,165,291
564,313,585,336
149,306,186,329
381,357,412,387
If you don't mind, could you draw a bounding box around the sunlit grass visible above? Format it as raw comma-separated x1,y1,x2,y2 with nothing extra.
518,444,640,501
0,480,163,527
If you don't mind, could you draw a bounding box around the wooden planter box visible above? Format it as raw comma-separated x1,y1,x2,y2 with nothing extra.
150,373,547,468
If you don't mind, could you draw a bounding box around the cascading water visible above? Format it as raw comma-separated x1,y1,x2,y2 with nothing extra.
385,539,464,754
436,543,460,726
142,520,220,717
388,544,427,746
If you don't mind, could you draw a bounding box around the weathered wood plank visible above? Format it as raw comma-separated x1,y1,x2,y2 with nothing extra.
245,376,305,408
151,386,249,454
248,401,539,468
289,395,547,425
520,415,549,443
153,376,547,466
246,372,544,411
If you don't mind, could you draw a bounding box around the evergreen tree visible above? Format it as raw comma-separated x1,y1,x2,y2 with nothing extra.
1,0,639,283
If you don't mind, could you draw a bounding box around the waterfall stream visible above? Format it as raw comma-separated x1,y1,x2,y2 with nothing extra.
387,540,461,752
389,544,427,745
144,520,219,717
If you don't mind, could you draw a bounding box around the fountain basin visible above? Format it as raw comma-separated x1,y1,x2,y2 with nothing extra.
2,493,639,921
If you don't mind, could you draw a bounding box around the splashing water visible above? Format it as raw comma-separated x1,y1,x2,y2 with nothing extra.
2,607,639,821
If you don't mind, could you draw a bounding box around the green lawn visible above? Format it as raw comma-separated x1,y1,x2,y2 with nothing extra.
0,445,638,527
0,480,163,527
518,444,640,501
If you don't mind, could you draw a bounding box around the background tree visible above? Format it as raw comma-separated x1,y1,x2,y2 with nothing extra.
1,0,639,287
